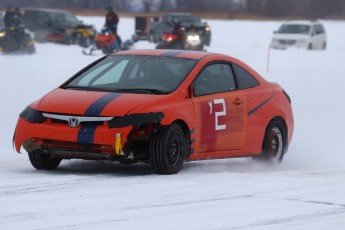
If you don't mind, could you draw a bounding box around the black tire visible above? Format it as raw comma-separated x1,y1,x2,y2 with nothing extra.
150,124,187,174
28,150,61,170
322,42,327,50
308,43,313,50
256,119,287,163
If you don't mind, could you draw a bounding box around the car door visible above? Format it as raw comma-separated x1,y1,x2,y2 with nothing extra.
310,25,318,49
191,63,247,153
311,24,325,49
315,24,326,49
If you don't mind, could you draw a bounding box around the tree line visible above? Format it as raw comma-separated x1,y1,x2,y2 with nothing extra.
1,0,344,19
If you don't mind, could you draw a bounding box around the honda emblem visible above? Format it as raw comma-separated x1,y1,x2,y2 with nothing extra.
68,117,80,128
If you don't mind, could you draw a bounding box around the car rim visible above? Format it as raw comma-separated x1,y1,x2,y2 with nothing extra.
268,127,283,161
167,130,183,168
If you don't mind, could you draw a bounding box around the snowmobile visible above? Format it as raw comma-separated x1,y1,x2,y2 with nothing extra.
0,24,36,54
82,27,133,55
156,29,204,51
70,24,96,47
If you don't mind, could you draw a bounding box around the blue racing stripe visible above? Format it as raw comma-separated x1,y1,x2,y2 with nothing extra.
161,50,189,57
77,93,122,144
77,124,98,144
248,95,274,116
85,93,122,116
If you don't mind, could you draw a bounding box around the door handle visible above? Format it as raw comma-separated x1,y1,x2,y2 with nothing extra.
233,97,242,105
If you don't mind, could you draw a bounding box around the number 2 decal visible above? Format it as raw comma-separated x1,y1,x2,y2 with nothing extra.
208,98,226,131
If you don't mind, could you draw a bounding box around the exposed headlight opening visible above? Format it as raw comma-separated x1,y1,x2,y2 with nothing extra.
20,106,46,123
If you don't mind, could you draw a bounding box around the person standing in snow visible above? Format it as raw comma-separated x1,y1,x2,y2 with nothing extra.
13,7,23,26
105,6,119,37
4,6,15,28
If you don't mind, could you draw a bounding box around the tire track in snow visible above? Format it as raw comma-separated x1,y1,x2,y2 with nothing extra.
288,198,345,208
0,175,152,197
217,208,345,230
32,218,129,230
120,194,254,211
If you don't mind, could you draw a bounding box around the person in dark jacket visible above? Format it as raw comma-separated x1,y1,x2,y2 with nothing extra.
4,6,25,49
13,7,23,26
4,6,15,28
105,6,119,36
171,19,185,45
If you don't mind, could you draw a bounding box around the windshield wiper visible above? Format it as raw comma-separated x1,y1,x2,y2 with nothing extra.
118,88,167,94
62,86,91,90
62,86,167,94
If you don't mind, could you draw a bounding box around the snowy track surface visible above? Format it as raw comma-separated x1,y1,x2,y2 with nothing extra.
1,17,345,229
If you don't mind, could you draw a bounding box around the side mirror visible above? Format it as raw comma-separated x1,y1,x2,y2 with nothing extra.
273,30,277,34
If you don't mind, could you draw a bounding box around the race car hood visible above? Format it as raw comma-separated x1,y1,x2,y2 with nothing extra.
36,88,163,117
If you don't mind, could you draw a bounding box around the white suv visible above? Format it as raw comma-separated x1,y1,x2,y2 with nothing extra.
271,21,326,50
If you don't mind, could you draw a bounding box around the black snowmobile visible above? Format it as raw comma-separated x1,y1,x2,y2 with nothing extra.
0,24,36,54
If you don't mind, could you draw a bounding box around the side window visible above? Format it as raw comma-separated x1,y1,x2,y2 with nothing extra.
164,15,171,24
315,24,325,34
37,12,50,26
194,63,236,97
319,24,325,34
311,25,317,35
23,12,35,25
232,63,259,90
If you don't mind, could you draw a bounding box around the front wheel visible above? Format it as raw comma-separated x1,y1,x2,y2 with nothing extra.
149,124,187,174
28,150,61,170
308,43,313,50
255,120,287,163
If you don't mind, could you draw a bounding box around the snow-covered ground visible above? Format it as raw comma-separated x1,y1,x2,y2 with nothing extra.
1,17,345,229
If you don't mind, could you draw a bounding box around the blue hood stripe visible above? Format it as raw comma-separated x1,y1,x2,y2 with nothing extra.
77,93,122,144
85,93,122,116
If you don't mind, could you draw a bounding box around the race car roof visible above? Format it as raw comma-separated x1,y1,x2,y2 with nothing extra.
115,49,218,60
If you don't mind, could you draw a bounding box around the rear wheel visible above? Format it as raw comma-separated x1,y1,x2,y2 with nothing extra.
255,120,287,163
28,150,61,170
150,124,186,174
322,42,327,50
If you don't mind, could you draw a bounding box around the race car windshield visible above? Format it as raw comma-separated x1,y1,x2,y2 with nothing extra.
278,24,311,34
63,55,197,94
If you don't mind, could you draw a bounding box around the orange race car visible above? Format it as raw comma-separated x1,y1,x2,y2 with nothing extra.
13,49,294,174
